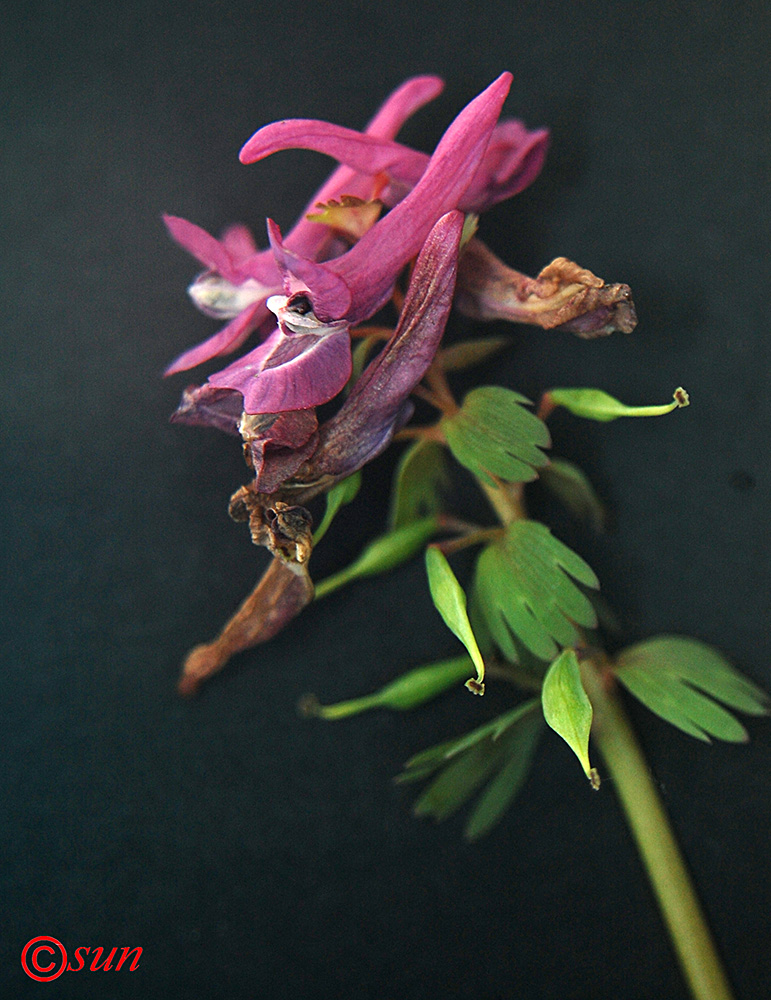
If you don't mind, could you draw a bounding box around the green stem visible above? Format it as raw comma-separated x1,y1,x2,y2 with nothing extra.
313,566,356,601
481,479,526,526
300,692,381,719
582,661,735,1000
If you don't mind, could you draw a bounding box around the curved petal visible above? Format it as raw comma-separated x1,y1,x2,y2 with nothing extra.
240,120,428,182
208,322,352,414
170,384,244,434
164,299,270,376
460,122,550,211
297,73,512,323
220,223,258,264
364,74,444,138
267,220,352,319
163,214,238,280
311,210,463,479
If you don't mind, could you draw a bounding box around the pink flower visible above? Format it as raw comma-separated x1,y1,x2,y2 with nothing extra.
175,73,517,422
164,76,446,375
263,73,514,325
240,110,547,216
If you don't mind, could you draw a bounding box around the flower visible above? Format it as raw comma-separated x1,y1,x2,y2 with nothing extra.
165,71,546,381
176,209,464,694
207,293,352,414
168,72,639,693
164,75,446,375
264,73,514,325
195,72,512,424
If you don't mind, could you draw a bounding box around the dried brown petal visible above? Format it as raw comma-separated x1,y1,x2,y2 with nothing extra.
239,409,319,493
178,557,314,696
455,238,637,338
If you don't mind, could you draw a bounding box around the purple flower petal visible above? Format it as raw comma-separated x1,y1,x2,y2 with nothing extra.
208,297,352,413
459,121,550,212
271,73,512,324
170,384,245,434
164,299,270,376
267,220,352,317
220,223,258,263
310,210,463,480
164,214,236,277
359,74,444,137
241,120,427,184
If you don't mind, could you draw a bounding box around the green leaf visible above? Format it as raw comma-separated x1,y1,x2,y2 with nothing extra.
299,654,473,720
546,386,689,422
397,699,543,837
400,700,539,779
389,439,449,530
614,636,770,742
313,471,362,545
438,336,510,373
441,386,551,486
465,709,544,841
460,212,479,248
475,520,599,662
542,649,599,786
314,516,440,599
425,547,486,693
413,740,502,820
347,334,381,390
541,458,607,532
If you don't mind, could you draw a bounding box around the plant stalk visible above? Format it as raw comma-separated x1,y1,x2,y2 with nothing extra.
582,661,735,1000
481,478,526,525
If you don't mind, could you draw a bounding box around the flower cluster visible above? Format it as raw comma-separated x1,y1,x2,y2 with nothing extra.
166,73,636,692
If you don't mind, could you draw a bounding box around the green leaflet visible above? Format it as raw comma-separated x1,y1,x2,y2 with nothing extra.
348,334,381,389
542,649,599,786
397,699,543,839
463,710,544,840
389,439,449,530
460,212,479,248
614,635,770,742
314,516,440,600
425,547,486,693
541,458,607,532
301,654,473,720
313,471,362,545
441,386,551,486
438,336,510,373
475,520,599,662
546,386,689,422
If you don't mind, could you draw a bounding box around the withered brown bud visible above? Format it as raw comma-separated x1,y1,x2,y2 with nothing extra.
455,238,637,338
228,485,313,564
263,503,314,564
178,557,314,696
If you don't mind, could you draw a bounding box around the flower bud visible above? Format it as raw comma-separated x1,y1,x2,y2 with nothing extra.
300,655,473,719
543,386,689,422
314,516,441,599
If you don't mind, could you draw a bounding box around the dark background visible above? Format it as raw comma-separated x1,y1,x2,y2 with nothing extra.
2,1,769,998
